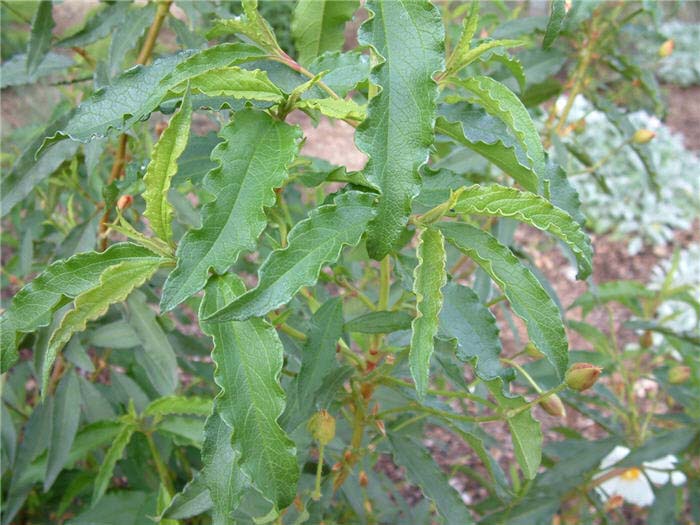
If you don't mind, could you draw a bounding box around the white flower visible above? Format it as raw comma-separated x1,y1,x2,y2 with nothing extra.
595,446,687,507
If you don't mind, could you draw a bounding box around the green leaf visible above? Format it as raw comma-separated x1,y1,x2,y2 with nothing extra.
356,0,444,259
281,298,344,431
67,491,156,525
26,0,55,76
143,89,193,244
144,396,213,418
410,228,447,399
160,472,213,520
451,184,592,279
447,39,524,79
388,432,474,524
344,310,413,334
436,105,539,193
439,282,507,381
1,52,74,88
126,291,179,397
170,67,284,103
486,378,542,480
201,275,298,510
43,257,163,393
439,222,568,379
108,3,156,76
1,244,162,372
205,191,376,322
570,280,654,317
308,51,370,97
542,0,566,50
481,48,527,93
44,370,81,490
207,0,281,53
200,410,246,524
92,423,136,504
295,97,366,121
291,0,358,66
458,75,546,178
56,2,129,47
444,0,479,77
541,156,585,225
161,110,300,311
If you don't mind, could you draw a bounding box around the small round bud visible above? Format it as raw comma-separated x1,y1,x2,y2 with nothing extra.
632,129,656,144
359,470,369,487
658,39,674,58
117,194,133,211
565,363,602,391
525,342,544,359
639,330,654,349
668,365,691,385
539,394,566,418
307,410,336,445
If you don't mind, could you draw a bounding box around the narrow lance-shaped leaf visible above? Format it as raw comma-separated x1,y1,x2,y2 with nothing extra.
43,257,163,393
161,110,300,312
143,89,193,244
281,298,344,431
144,396,213,418
459,75,546,178
201,275,297,510
200,410,247,524
92,423,136,505
543,0,567,50
44,369,81,491
26,0,55,76
207,0,280,53
436,104,539,193
452,184,592,279
439,282,508,381
108,3,155,76
410,228,446,399
295,98,366,122
388,432,475,524
486,378,543,480
291,0,358,66
126,291,179,396
169,67,284,103
204,191,376,322
356,0,444,259
1,244,162,373
439,222,568,379
443,0,478,77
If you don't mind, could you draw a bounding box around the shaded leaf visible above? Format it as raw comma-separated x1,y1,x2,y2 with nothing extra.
439,223,568,379
26,0,55,76
439,282,507,381
44,370,81,490
542,0,566,49
345,310,413,334
92,423,136,504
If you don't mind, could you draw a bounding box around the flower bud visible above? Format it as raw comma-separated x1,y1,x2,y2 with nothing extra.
668,365,691,385
658,39,674,58
307,410,336,445
565,363,602,391
632,129,656,144
539,394,566,418
117,194,133,211
359,470,369,487
639,330,653,349
525,342,544,359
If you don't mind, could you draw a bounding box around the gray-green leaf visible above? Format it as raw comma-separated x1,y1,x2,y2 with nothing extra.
356,0,445,259
161,110,300,311
439,223,568,379
205,191,376,322
291,0,358,66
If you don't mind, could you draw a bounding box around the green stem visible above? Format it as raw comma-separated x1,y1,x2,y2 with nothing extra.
376,404,502,423
378,256,391,311
312,444,325,501
146,432,174,495
380,376,498,409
